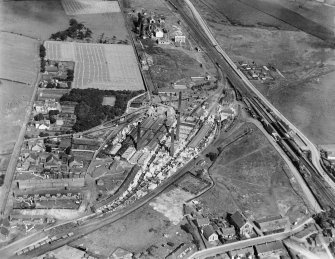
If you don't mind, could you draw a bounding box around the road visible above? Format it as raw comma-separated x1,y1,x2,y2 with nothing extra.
187,218,314,259
0,71,41,216
179,0,335,194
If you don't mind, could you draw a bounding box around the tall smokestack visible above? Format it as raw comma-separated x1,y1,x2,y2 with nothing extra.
170,129,174,157
176,115,180,141
178,92,182,112
137,122,141,150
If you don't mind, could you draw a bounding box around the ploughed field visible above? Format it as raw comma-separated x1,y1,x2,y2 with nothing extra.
44,41,144,90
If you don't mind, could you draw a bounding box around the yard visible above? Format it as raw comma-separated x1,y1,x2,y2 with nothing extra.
44,41,144,90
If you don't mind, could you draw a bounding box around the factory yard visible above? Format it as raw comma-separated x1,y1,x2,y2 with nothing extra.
44,41,144,90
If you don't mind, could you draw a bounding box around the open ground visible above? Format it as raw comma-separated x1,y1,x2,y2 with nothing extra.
198,123,309,222
70,203,191,258
44,41,144,90
193,0,335,145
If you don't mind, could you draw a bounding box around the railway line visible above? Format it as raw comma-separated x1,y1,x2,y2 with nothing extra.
169,0,335,210
248,96,335,209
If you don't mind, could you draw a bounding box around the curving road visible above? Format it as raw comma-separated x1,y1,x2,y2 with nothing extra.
187,218,314,259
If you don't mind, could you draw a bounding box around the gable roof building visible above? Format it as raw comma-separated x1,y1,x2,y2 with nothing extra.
230,211,253,237
202,225,218,242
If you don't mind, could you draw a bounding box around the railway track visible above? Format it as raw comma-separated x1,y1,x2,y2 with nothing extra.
249,97,335,208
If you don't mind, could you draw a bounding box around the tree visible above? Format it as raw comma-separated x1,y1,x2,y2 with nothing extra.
50,117,56,124
34,113,44,121
69,18,78,27
206,152,218,162
49,110,59,117
39,45,46,58
45,146,52,152
39,132,49,137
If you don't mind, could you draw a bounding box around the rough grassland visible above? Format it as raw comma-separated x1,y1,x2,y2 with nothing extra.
0,0,69,41
70,204,190,257
0,32,39,84
202,123,309,222
194,0,335,145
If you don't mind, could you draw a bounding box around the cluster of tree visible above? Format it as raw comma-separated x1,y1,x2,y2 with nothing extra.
50,19,92,41
60,88,144,132
34,110,60,125
40,45,46,72
314,208,335,230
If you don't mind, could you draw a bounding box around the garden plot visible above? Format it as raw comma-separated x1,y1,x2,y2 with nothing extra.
61,0,120,15
44,41,144,90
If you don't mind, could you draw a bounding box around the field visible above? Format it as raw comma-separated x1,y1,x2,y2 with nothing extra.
194,0,335,145
70,203,191,257
44,41,144,90
0,32,39,84
0,0,69,41
202,123,309,222
61,0,120,15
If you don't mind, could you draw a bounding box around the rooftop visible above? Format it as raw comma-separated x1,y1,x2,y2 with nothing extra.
255,241,285,254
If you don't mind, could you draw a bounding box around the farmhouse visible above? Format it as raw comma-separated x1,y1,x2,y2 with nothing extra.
230,211,253,237
202,225,218,242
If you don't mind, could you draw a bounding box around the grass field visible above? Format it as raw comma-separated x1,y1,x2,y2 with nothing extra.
0,32,39,84
205,123,309,222
44,41,144,90
0,0,70,41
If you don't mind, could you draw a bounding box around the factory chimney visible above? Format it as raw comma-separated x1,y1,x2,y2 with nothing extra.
170,128,175,157
175,92,182,141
